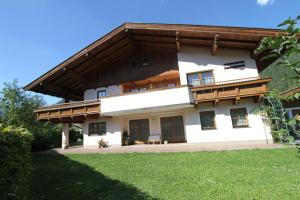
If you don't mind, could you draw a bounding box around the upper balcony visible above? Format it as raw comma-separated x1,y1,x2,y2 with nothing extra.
190,77,271,105
101,85,193,116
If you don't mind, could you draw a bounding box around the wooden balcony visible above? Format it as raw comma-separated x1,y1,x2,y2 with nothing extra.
191,77,271,105
35,99,101,123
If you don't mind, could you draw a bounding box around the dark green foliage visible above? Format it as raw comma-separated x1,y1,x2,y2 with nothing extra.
257,15,300,92
260,53,300,92
0,80,69,151
69,125,83,145
122,130,130,146
0,124,33,200
30,123,62,151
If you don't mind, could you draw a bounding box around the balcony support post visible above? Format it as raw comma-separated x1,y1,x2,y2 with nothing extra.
62,123,70,149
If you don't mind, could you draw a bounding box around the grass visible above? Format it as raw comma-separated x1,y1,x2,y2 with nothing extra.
31,148,300,200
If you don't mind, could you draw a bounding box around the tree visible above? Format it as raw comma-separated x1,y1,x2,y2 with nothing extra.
255,15,300,142
0,80,45,131
0,80,62,151
256,15,300,86
0,80,83,151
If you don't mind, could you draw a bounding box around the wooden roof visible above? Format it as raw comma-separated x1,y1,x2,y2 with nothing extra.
24,22,284,100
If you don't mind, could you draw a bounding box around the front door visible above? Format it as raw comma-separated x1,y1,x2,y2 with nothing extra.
161,116,185,143
129,119,150,143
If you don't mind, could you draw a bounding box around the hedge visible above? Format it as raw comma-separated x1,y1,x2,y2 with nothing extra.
31,124,83,152
0,124,33,200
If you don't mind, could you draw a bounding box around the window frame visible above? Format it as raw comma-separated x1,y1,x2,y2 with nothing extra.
186,70,215,87
97,90,107,99
199,110,217,130
88,122,107,136
230,107,249,128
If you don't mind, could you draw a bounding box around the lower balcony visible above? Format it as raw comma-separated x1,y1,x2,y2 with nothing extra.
191,77,271,105
35,99,101,123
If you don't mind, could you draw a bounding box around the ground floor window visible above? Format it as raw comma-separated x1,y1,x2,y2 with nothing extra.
129,119,150,141
199,111,216,130
230,108,249,128
88,122,106,136
161,116,185,142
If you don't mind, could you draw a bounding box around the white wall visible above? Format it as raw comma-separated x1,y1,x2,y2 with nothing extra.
177,47,259,85
101,86,193,116
84,85,121,100
184,99,273,144
83,99,272,146
83,117,122,146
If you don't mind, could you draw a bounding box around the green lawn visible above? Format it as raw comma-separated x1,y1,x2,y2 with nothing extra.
31,148,300,200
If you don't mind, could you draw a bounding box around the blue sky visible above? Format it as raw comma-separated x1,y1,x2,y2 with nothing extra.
0,0,299,104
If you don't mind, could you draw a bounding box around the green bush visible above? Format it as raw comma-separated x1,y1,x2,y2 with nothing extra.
31,124,83,151
69,125,83,145
31,126,61,152
0,124,33,200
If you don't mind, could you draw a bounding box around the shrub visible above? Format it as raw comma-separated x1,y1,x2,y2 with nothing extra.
0,124,33,200
31,124,62,152
31,124,83,151
69,125,83,145
98,139,108,148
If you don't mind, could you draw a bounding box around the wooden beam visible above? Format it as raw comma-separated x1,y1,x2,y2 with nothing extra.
233,96,240,105
213,99,219,107
63,67,86,84
125,28,136,47
85,53,102,67
211,33,219,56
176,31,180,52
41,83,82,100
254,94,264,103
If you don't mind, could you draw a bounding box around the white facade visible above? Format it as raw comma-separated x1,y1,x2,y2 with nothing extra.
82,46,273,147
83,117,123,146
184,99,272,144
177,47,259,85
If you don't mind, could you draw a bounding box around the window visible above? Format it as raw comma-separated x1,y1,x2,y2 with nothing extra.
88,122,106,136
129,119,150,141
230,108,249,128
158,82,176,88
199,111,216,130
187,71,214,86
224,61,245,69
129,87,147,93
97,90,107,98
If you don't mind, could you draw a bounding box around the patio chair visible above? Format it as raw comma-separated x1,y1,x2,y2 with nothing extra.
148,133,162,144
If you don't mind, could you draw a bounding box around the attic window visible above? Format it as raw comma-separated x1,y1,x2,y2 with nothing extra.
224,61,245,69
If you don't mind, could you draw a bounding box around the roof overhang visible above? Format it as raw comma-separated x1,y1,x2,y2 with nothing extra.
24,22,285,100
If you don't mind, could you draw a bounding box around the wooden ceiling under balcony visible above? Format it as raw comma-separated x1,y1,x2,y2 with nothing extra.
24,23,283,100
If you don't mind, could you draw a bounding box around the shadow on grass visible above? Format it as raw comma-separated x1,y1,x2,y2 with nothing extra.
31,153,157,200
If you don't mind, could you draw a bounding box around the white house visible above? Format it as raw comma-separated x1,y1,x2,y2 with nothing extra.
25,23,280,149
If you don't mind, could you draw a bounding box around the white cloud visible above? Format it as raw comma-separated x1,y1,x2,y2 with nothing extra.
256,0,274,6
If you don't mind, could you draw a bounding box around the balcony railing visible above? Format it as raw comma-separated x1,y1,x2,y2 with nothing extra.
191,77,271,104
35,99,101,122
